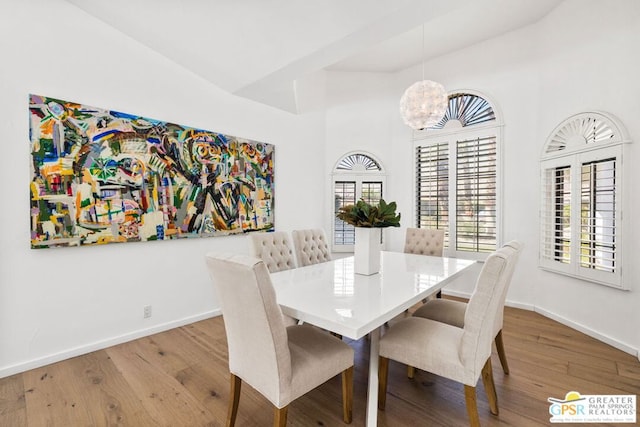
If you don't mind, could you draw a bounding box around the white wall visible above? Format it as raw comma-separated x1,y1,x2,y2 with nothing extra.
0,0,326,377
323,71,408,246
325,0,640,356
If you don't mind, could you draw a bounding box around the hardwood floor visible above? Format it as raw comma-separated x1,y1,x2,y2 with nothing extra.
1,303,638,426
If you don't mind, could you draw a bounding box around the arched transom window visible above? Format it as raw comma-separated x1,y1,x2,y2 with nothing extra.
429,92,496,130
336,153,382,171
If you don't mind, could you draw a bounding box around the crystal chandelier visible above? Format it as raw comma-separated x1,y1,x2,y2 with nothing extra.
399,25,447,130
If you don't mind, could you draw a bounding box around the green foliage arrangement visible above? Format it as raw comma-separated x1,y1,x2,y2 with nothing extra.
336,198,401,228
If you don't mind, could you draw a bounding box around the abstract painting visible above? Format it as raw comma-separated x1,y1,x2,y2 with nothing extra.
29,94,274,248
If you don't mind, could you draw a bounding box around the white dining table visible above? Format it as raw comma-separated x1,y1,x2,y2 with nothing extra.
270,251,477,427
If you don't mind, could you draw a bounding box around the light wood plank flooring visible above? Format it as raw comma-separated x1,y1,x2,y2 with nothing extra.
1,303,638,426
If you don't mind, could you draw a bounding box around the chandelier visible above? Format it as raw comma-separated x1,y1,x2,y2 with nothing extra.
399,80,447,130
399,25,447,130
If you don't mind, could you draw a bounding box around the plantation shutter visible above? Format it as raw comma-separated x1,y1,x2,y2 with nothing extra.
580,158,616,273
334,181,356,245
416,143,449,244
361,182,383,205
540,164,572,266
455,136,497,253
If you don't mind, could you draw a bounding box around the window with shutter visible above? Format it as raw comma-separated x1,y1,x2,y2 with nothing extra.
414,91,501,259
539,112,630,289
332,152,385,252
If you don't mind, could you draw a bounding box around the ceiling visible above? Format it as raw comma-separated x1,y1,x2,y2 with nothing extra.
65,0,563,113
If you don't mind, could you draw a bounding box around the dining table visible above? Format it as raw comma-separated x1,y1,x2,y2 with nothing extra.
269,250,477,427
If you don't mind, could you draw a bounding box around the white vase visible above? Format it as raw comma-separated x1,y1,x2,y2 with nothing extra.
354,227,382,275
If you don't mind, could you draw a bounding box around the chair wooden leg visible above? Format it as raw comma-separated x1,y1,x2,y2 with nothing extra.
463,385,481,427
342,367,354,423
274,405,288,427
407,365,415,379
378,356,389,410
494,330,510,375
227,374,242,427
481,358,499,415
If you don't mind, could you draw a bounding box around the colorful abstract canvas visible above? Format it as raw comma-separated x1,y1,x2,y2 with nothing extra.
29,94,274,248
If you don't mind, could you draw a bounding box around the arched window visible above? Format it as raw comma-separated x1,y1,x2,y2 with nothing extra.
332,152,385,252
429,92,496,129
539,111,631,289
413,91,502,259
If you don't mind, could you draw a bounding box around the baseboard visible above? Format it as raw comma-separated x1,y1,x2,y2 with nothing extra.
441,290,637,358
0,309,221,379
505,300,535,311
534,306,638,358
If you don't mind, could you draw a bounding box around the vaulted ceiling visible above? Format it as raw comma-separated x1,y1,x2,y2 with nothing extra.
65,0,562,112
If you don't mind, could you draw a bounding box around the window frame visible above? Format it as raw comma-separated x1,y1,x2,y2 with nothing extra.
539,111,631,290
331,151,386,253
412,91,503,261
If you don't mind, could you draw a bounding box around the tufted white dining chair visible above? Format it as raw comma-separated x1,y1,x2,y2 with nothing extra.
292,229,332,267
378,244,519,427
411,241,522,376
205,252,354,427
248,231,297,273
404,227,445,301
248,231,299,326
403,227,445,256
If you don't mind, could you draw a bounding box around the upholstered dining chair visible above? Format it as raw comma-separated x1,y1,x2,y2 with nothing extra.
248,232,299,326
378,245,519,427
248,231,297,273
404,227,445,300
411,240,522,376
404,227,445,256
292,229,332,267
205,253,354,427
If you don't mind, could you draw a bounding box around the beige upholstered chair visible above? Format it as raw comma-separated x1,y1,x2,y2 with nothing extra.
205,253,354,427
404,227,445,256
411,240,522,375
378,245,519,427
292,229,332,267
404,227,445,300
248,231,297,273
248,232,299,327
